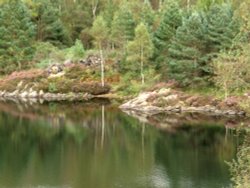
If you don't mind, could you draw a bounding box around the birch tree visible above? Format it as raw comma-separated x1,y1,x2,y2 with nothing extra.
90,15,109,86
127,23,154,85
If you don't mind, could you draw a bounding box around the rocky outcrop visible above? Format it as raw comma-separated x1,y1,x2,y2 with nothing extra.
0,89,93,102
120,88,246,116
79,55,101,67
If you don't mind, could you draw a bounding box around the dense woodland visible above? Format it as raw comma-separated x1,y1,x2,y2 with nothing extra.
0,0,250,96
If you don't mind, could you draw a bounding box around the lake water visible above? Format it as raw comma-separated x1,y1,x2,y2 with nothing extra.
0,101,241,188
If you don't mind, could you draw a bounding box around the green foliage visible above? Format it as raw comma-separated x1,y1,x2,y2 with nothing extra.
229,129,250,188
167,3,240,86
0,0,35,74
213,45,250,98
35,0,71,47
33,40,85,68
60,1,94,42
196,0,225,10
167,12,208,86
33,42,58,67
115,69,159,97
65,39,85,61
33,42,66,68
139,1,155,30
90,15,109,49
0,0,249,94
127,23,154,64
111,5,136,49
235,1,250,42
153,0,183,65
126,22,154,84
48,82,57,93
206,4,239,52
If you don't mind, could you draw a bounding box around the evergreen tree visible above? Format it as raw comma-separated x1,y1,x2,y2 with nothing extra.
60,0,95,42
35,0,70,46
0,0,35,74
127,23,154,84
196,0,225,10
206,4,239,52
140,1,155,31
153,1,182,64
167,12,207,85
111,5,135,49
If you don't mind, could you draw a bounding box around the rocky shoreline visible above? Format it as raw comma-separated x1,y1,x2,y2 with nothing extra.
0,89,94,102
120,88,247,116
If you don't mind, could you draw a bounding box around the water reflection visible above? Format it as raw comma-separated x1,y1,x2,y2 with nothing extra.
229,130,250,188
0,101,241,188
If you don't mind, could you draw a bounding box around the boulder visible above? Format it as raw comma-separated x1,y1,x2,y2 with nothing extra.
158,88,171,96
39,90,44,97
20,91,28,98
48,71,65,78
29,91,38,98
47,63,64,75
79,55,101,67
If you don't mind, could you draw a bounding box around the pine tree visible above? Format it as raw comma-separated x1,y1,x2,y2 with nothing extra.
0,0,35,74
153,1,182,63
111,5,135,49
35,0,70,47
196,0,225,11
167,12,208,85
60,0,95,42
127,23,154,84
206,4,239,52
140,1,155,31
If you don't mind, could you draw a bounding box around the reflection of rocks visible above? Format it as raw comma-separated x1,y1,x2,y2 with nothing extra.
0,100,111,129
123,109,250,131
120,88,246,117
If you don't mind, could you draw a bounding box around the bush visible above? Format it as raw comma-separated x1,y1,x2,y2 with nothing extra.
33,41,85,69
33,42,63,68
64,40,85,61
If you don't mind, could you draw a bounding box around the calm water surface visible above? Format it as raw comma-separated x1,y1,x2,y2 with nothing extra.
0,101,240,188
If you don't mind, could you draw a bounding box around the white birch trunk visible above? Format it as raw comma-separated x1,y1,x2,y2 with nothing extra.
99,43,105,87
187,0,190,9
140,46,145,85
92,0,98,19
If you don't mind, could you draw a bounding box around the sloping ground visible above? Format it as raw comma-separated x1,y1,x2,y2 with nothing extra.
0,64,114,100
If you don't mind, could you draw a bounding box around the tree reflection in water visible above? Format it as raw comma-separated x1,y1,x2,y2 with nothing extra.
229,129,250,188
0,101,243,188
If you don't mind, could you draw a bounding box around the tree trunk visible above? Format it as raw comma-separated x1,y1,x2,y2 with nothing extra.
187,0,190,9
99,43,105,87
92,0,98,19
140,46,145,85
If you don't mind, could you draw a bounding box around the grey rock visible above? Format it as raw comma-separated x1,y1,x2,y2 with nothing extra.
29,91,38,98
20,91,28,98
39,90,44,97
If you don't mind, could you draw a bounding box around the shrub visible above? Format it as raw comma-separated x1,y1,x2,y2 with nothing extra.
64,40,85,61
33,42,63,68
